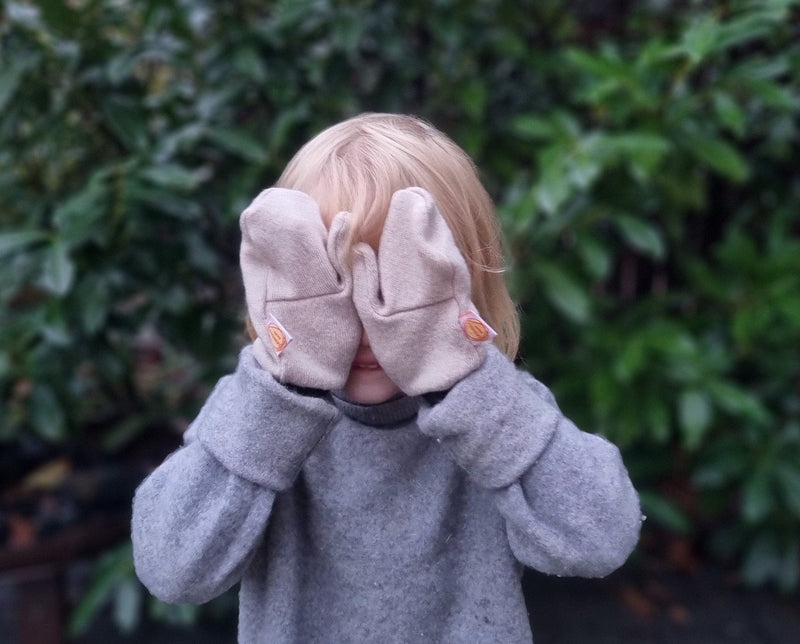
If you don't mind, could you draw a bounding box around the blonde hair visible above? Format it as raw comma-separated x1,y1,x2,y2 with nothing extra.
257,113,520,359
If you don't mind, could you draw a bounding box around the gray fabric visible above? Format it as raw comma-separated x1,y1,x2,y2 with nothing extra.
240,188,362,389
352,188,489,395
132,345,641,643
197,347,339,490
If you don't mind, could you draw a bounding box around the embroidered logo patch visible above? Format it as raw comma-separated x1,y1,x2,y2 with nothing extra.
459,311,497,344
265,313,292,355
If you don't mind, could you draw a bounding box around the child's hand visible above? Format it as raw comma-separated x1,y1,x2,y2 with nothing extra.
351,188,495,395
240,188,362,390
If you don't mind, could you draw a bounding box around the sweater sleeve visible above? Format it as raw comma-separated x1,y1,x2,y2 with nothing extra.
417,345,642,578
131,345,339,604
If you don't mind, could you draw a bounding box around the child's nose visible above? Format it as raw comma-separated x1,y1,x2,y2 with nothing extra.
359,332,371,348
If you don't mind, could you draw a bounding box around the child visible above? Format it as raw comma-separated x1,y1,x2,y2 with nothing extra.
132,113,641,643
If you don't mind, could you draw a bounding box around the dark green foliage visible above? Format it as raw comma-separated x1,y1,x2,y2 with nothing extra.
1,2,798,630
496,1,800,593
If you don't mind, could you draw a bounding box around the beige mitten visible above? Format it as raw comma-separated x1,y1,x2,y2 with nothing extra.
351,187,496,395
240,188,362,390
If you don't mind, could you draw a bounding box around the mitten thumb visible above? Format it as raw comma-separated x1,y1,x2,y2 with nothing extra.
351,242,382,321
327,212,352,283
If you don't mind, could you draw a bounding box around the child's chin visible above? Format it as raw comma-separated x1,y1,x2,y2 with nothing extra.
344,371,402,405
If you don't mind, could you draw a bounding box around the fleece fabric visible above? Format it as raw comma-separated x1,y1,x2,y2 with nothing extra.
352,188,488,396
240,188,362,390
132,345,641,644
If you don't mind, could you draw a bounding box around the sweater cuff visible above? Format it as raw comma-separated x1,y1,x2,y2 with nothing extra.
417,345,561,489
197,345,339,490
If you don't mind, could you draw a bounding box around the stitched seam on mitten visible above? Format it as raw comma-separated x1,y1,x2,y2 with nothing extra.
267,290,347,304
367,294,458,319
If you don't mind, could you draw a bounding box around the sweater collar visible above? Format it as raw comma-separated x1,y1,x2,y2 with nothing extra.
331,393,421,428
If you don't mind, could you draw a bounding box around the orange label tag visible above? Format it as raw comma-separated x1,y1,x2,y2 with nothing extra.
459,311,497,345
265,314,292,355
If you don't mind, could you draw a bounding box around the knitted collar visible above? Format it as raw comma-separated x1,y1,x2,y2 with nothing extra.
331,393,421,428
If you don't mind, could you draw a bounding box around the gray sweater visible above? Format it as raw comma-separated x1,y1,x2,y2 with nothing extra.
132,345,641,643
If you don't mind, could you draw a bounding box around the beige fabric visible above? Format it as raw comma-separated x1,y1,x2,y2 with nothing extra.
352,187,488,395
239,188,361,389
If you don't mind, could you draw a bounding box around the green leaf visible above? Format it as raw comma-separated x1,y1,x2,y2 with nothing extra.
233,46,268,82
693,450,748,488
744,78,797,111
647,323,698,358
535,262,591,324
53,170,111,246
639,491,691,533
332,11,363,56
511,115,555,141
678,390,713,450
37,0,80,33
106,53,136,85
534,178,571,216
6,2,43,29
0,65,24,112
131,186,203,220
113,579,142,634
205,127,268,163
576,236,612,280
645,400,671,443
102,415,150,453
684,134,749,182
565,47,628,79
565,152,601,190
79,278,109,334
718,4,791,50
0,231,50,258
603,132,671,175
534,147,573,215
41,316,72,346
682,15,720,64
186,231,219,276
460,80,488,120
707,381,770,424
613,338,645,382
267,103,310,155
774,463,800,518
741,468,775,523
777,540,799,593
68,545,135,638
150,599,199,626
40,240,75,296
712,91,746,138
101,97,148,151
589,371,616,419
0,353,10,380
636,40,684,67
615,215,666,260
141,164,208,191
742,533,783,587
30,385,67,441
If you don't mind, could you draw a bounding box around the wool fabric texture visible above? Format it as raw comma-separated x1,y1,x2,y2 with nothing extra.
240,188,362,390
352,187,486,395
132,345,641,643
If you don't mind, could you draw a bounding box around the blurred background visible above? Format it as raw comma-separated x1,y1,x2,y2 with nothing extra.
1,0,799,642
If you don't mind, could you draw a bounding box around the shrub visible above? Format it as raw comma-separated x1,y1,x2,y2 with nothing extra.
1,2,798,634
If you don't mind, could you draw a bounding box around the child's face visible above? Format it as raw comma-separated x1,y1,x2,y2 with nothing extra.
317,208,401,404
343,332,402,404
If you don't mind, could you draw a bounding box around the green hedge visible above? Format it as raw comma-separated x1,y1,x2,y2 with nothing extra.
1,0,798,616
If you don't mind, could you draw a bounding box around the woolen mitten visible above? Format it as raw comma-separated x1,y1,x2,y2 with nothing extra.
240,188,362,390
351,187,496,395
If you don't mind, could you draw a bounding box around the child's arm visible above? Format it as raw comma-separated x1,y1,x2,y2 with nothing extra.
133,188,359,603
132,346,339,604
351,188,640,576
417,345,641,578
